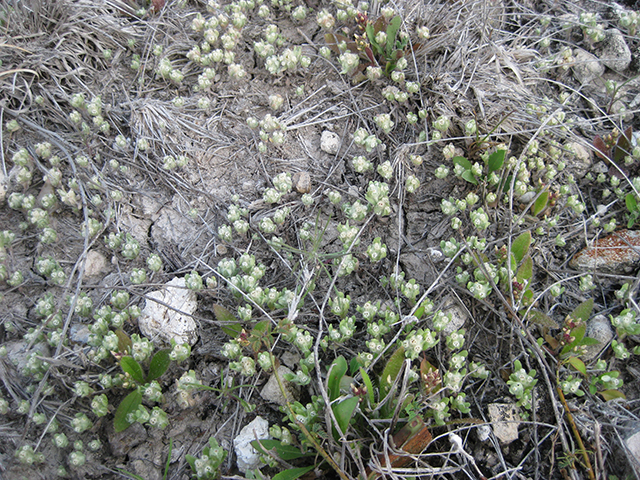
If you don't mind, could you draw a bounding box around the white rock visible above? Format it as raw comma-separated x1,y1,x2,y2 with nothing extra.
572,48,604,84
260,366,300,406
565,142,592,177
234,416,270,473
596,29,632,72
488,403,520,444
518,191,536,204
320,130,340,155
625,426,640,469
583,314,613,361
138,277,198,346
84,250,108,278
476,424,492,442
440,301,468,335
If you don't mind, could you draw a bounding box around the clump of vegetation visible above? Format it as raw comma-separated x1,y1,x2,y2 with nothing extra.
3,0,640,478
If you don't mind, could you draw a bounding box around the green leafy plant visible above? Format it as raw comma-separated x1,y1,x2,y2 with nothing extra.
113,345,171,432
185,436,227,479
325,13,416,78
453,148,505,186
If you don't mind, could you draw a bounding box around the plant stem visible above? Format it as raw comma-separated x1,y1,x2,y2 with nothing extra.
556,382,596,480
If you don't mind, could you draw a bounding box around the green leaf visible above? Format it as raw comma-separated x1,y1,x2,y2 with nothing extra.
328,356,348,402
570,298,594,324
511,231,531,263
461,170,478,185
147,349,171,382
600,389,626,401
516,255,533,283
272,465,316,480
453,156,472,170
332,396,359,437
380,347,405,399
525,309,559,329
365,23,382,56
213,304,239,323
120,356,145,384
488,149,506,173
114,388,142,432
213,304,244,338
613,125,633,164
385,16,402,56
115,468,145,480
324,33,342,56
252,440,312,461
626,193,638,213
115,329,132,354
532,190,549,216
360,367,375,406
185,454,197,473
561,324,587,357
566,356,587,376
163,438,172,480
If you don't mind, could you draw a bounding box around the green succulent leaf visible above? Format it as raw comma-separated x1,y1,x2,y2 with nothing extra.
114,388,142,432
120,356,145,384
147,349,171,382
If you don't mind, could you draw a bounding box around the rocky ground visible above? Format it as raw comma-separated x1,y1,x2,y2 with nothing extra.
3,0,640,479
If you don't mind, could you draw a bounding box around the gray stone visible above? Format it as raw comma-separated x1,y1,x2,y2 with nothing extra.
320,130,340,155
293,171,311,193
572,48,604,84
84,250,108,278
260,365,300,406
234,416,270,473
596,29,632,72
109,421,148,456
625,425,640,469
280,351,300,369
440,300,468,335
138,277,199,346
151,204,199,250
488,403,520,444
565,142,592,177
128,442,163,480
69,324,91,344
583,314,614,361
